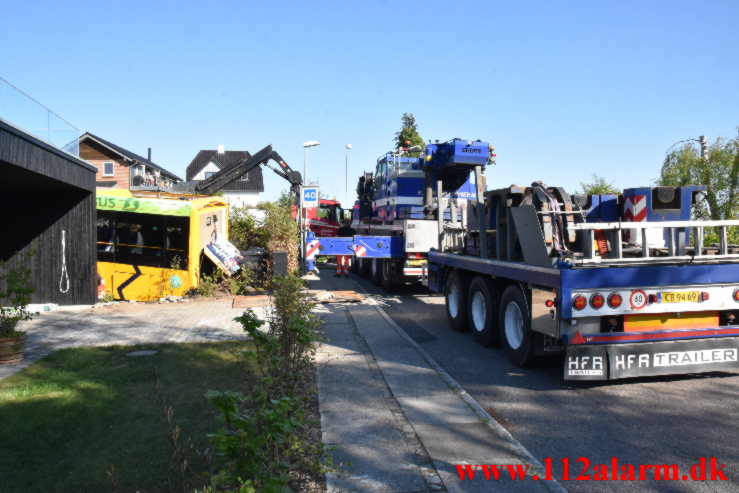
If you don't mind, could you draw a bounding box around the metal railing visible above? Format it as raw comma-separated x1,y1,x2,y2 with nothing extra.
568,219,739,264
0,77,79,156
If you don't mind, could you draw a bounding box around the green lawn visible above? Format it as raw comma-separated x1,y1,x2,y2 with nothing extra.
0,341,253,492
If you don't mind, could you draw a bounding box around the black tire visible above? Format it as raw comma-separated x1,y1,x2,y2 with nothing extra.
359,258,371,278
444,270,468,332
370,258,382,286
467,276,499,346
381,259,401,292
351,256,359,274
498,284,534,366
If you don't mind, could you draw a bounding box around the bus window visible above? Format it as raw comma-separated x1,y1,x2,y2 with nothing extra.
165,216,189,269
96,210,116,262
115,212,166,268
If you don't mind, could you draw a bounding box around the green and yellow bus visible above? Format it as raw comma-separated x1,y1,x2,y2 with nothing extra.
96,189,230,301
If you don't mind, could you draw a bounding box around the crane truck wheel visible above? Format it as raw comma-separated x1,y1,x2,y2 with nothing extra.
358,258,371,278
370,258,383,286
467,276,499,346
381,259,401,293
444,270,468,332
498,284,534,366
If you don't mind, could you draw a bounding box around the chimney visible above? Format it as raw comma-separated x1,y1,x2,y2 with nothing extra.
147,147,152,161
217,144,225,154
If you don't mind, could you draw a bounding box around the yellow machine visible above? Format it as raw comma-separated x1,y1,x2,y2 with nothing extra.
96,189,230,301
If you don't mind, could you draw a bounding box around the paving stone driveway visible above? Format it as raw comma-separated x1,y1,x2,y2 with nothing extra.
0,299,261,381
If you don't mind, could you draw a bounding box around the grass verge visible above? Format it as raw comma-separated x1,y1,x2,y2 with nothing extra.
0,341,253,492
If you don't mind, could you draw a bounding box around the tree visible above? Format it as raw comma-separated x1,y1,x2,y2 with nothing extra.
576,173,620,195
658,134,738,222
394,113,424,156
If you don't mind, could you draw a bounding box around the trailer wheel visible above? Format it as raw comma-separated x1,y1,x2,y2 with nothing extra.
370,258,382,286
467,276,499,346
358,258,371,278
444,270,468,332
499,284,534,366
381,259,401,292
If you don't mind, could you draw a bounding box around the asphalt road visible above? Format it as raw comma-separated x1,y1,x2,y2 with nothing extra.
348,273,739,493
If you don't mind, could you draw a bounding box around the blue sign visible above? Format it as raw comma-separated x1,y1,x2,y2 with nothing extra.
302,187,319,207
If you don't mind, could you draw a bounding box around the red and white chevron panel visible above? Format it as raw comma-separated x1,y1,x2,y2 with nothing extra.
354,245,367,257
623,195,647,222
306,240,320,260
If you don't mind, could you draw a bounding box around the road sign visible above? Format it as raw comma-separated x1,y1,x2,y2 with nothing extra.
302,186,319,207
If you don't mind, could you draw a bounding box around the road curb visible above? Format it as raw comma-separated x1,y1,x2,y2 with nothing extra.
357,284,568,493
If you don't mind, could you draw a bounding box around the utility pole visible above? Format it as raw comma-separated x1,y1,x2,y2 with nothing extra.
699,135,708,160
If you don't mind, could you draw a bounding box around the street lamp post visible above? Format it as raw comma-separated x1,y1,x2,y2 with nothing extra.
300,141,319,274
302,140,320,185
345,144,352,208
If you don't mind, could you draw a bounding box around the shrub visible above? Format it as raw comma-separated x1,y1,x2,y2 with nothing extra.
260,198,299,274
0,253,34,338
228,207,268,252
206,275,326,491
196,272,223,297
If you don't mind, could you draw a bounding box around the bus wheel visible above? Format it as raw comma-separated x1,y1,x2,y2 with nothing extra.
467,276,498,346
444,270,468,332
499,284,534,366
370,258,382,286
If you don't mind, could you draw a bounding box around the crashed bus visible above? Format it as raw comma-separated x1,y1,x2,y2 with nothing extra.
95,189,238,301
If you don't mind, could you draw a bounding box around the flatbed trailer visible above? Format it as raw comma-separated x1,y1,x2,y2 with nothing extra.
426,216,739,380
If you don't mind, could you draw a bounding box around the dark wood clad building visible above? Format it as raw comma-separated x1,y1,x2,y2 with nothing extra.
0,119,97,305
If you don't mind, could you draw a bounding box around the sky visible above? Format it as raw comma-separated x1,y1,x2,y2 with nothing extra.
1,0,737,205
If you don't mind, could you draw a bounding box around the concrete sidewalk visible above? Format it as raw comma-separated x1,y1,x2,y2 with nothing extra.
313,274,563,493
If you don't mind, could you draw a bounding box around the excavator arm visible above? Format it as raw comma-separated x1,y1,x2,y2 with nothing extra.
194,144,302,196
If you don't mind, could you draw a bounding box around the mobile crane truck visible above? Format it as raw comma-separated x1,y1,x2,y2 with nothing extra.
306,139,487,289
311,138,739,380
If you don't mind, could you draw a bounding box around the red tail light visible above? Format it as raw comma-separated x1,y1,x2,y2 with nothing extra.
590,293,605,309
608,293,623,308
733,288,739,302
572,295,587,310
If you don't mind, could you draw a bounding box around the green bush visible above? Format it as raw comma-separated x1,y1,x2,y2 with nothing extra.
228,194,300,276
206,276,327,491
0,253,34,338
196,272,223,297
228,207,268,252
226,267,257,295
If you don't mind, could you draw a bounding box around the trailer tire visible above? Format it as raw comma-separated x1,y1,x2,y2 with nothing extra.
358,258,371,278
445,270,468,332
370,258,382,286
467,276,499,346
499,284,534,366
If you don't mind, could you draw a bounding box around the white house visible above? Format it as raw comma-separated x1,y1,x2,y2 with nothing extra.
185,145,264,207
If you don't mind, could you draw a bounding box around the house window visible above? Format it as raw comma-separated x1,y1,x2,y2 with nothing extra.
205,171,216,179
103,161,114,176
240,174,248,181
